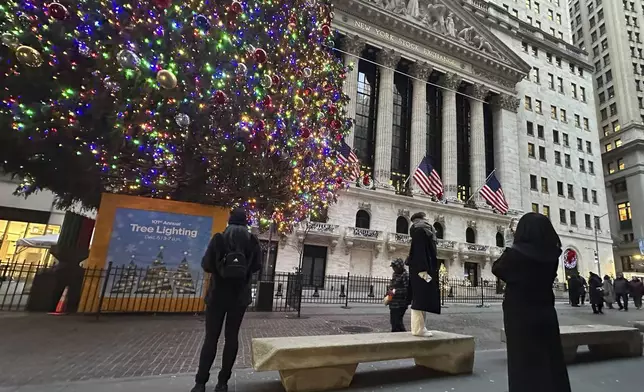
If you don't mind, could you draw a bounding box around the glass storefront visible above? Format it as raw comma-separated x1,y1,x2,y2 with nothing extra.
0,220,60,266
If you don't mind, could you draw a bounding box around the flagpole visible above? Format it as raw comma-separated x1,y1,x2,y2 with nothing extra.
465,169,497,204
402,160,423,187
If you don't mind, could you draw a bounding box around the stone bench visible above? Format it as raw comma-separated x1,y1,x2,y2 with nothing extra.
501,325,643,363
252,331,475,392
635,322,644,333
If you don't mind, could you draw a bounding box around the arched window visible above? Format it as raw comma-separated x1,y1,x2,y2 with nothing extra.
466,227,476,244
395,216,409,234
355,210,371,229
433,222,444,239
496,232,505,247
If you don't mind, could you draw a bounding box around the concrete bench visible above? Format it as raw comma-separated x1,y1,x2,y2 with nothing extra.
501,325,643,363
252,331,475,392
635,322,644,333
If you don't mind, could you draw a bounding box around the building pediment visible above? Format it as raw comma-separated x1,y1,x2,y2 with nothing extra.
335,0,530,91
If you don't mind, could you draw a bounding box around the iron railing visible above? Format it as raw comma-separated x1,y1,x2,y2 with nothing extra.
0,262,570,315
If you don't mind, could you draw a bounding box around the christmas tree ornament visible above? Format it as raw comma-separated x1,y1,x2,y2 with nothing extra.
214,90,228,105
294,96,305,110
48,2,69,21
103,76,120,92
262,95,273,107
330,119,342,130
175,113,190,127
194,14,210,31
231,1,243,14
271,74,280,87
77,42,91,57
321,24,331,36
303,67,312,77
254,120,265,131
234,141,246,152
260,74,272,88
153,0,172,8
1,33,20,49
156,69,177,89
15,45,43,67
328,104,338,115
116,49,140,69
253,48,267,63
236,62,247,75
301,128,311,138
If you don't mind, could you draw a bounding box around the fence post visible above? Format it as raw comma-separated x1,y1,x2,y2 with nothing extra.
478,277,485,308
342,272,350,309
96,262,113,321
296,271,303,318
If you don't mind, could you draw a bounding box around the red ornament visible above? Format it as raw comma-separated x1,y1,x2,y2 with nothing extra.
336,177,344,184
254,48,267,63
214,90,228,105
362,175,371,186
330,119,342,130
49,2,69,20
303,87,313,96
230,1,243,14
301,128,311,138
262,95,273,107
321,24,332,37
328,105,338,115
271,75,281,87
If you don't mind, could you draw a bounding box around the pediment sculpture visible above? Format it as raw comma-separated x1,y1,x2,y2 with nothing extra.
368,0,504,60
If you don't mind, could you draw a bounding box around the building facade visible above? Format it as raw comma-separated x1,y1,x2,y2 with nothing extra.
569,0,644,275
0,0,616,282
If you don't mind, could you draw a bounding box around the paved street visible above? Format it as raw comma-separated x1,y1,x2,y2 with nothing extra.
0,304,642,390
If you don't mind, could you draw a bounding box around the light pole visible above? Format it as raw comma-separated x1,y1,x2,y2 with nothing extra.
594,212,609,276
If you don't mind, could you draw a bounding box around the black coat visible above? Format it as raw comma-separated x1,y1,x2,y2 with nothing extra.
492,248,571,392
406,221,440,314
202,224,262,309
588,274,603,304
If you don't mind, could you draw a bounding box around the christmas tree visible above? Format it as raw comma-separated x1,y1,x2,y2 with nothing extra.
135,249,173,294
173,255,196,295
110,256,139,294
0,0,354,231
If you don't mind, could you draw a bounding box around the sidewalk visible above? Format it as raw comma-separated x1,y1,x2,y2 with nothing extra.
2,350,642,392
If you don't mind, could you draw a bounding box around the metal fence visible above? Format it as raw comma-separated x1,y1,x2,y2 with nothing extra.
0,262,569,315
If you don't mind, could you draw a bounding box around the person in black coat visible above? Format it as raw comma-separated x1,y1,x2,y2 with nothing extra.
192,207,262,392
492,213,571,392
588,272,604,314
406,212,440,337
567,275,581,307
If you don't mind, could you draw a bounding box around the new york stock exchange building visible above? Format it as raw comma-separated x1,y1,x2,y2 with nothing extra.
254,0,615,287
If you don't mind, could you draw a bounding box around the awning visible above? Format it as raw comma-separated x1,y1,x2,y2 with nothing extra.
15,234,59,249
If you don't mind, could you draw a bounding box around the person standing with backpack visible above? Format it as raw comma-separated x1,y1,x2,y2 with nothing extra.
191,207,262,392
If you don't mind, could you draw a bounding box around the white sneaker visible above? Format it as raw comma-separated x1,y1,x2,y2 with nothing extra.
421,329,433,337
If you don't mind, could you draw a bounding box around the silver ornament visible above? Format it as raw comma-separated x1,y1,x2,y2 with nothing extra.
1,33,20,49
260,74,272,88
236,62,247,75
303,67,312,77
116,49,140,69
175,113,191,127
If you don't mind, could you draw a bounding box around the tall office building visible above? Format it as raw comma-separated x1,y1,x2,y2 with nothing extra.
569,0,644,275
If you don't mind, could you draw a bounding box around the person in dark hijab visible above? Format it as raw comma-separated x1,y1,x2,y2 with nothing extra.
588,272,604,314
567,275,582,307
492,213,571,392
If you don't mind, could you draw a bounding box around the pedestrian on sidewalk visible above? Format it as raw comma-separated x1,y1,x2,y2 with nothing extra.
579,276,588,306
567,275,581,307
629,277,643,310
614,273,630,311
386,258,410,332
588,272,604,315
492,213,571,392
602,275,615,309
192,207,262,392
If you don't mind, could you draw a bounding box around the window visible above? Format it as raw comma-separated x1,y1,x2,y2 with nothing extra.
557,77,564,93
530,174,538,190
564,153,571,168
591,190,598,203
582,187,588,202
537,125,544,138
522,42,529,52
525,96,532,110
586,141,592,153
574,114,581,128
433,222,444,239
532,45,539,57
615,138,623,147
605,143,613,152
535,100,542,114
577,138,583,150
554,151,561,165
355,210,370,229
527,121,534,135
532,67,540,83
570,211,577,226
532,203,539,213
563,133,569,146
607,162,614,174
589,161,595,174
553,130,560,144
541,177,549,193
543,205,550,219
610,103,618,116
618,202,632,229
618,158,625,170
548,73,555,89
560,109,567,122
528,143,535,158
579,158,586,172
559,208,567,224
571,83,577,98
594,216,601,230
580,87,587,102
466,227,476,244
551,105,558,119
567,184,574,199
395,216,409,234
539,146,546,161
557,181,564,196
585,214,592,229
302,245,328,288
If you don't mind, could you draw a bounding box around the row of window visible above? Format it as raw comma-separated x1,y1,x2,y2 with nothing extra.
529,175,599,202
524,97,591,129
529,146,596,173
606,158,626,175
521,43,585,78
529,68,589,103
531,202,601,229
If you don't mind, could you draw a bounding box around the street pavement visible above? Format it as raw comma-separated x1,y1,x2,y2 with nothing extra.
1,303,643,391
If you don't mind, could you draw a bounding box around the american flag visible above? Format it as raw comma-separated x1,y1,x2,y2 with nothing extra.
337,139,360,181
479,172,509,214
413,156,443,198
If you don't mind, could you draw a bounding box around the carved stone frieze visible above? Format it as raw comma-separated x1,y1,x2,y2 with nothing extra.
410,61,434,80
358,202,372,212
468,83,490,100
435,214,445,224
342,34,367,56
376,48,401,68
491,93,521,113
439,72,462,90
398,208,410,217
473,68,517,89
467,220,477,229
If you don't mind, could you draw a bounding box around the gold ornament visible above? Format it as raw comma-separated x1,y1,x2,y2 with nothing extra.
156,69,177,89
15,45,43,67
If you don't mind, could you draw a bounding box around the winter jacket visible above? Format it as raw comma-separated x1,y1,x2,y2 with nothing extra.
614,277,630,295
602,280,615,302
388,270,410,309
202,224,262,308
629,280,644,298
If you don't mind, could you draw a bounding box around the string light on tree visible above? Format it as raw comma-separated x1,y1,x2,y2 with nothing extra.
0,0,353,232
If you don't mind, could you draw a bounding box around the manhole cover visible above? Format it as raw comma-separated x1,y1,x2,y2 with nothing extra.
340,326,373,334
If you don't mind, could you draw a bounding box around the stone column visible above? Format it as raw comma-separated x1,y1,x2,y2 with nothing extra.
439,73,462,200
491,93,521,210
467,84,490,202
341,35,366,147
374,48,401,188
409,62,433,194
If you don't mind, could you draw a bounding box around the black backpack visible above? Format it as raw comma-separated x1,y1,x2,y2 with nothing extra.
217,231,251,280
